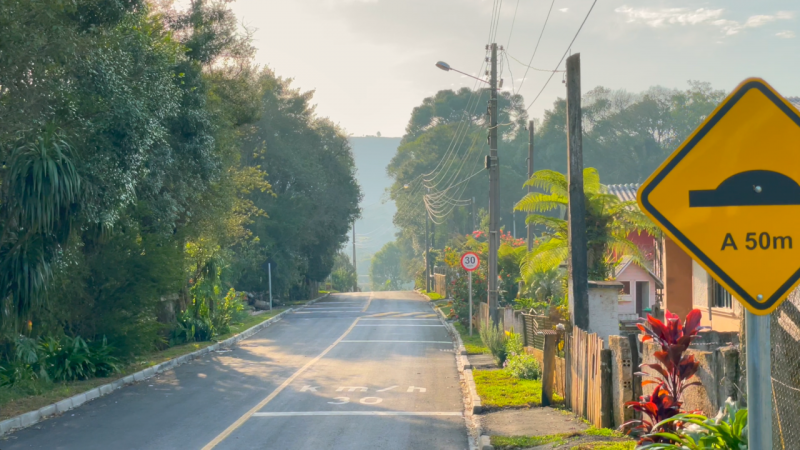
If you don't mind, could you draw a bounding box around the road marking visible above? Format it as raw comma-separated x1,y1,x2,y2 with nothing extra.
407,386,427,393
252,412,462,417
299,385,318,392
294,311,364,314
340,340,452,344
336,386,368,392
201,317,361,450
354,324,443,327
359,318,440,321
359,397,382,404
313,302,363,304
362,292,373,312
376,385,398,392
327,397,349,405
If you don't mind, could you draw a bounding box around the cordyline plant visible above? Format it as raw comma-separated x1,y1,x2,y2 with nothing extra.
623,309,709,443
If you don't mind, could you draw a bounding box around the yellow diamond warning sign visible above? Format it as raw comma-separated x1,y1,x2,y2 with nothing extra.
638,78,800,315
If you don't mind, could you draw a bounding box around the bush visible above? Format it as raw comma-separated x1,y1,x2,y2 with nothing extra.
504,352,541,380
480,320,507,367
0,335,120,386
451,272,487,327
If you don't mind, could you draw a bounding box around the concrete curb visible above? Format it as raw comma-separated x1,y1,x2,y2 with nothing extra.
429,300,483,450
0,293,331,437
479,435,494,450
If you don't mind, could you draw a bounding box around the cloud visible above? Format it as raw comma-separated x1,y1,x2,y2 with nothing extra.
776,30,796,38
615,6,795,36
559,8,568,13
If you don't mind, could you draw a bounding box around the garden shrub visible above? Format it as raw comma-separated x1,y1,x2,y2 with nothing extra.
504,352,541,380
480,320,507,367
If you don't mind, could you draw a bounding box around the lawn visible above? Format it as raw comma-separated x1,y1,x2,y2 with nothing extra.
0,307,291,420
473,370,564,409
453,321,488,354
491,426,633,450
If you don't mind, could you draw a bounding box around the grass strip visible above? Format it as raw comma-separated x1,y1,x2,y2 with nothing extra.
474,370,548,409
490,426,632,450
453,321,488,354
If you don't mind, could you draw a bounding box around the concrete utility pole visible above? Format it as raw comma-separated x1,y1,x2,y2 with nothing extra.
472,197,476,232
487,43,500,326
566,53,589,330
527,120,534,252
352,221,357,292
425,188,431,292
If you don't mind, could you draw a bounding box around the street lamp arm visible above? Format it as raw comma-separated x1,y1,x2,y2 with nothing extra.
448,67,489,85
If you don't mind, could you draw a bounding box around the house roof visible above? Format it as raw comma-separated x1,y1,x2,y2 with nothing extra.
615,255,664,288
605,183,640,203
788,96,800,109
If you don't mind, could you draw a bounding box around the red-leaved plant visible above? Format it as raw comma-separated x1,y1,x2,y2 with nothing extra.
622,309,709,442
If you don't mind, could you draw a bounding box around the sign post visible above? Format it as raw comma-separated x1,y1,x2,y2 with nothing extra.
461,252,481,336
637,78,800,449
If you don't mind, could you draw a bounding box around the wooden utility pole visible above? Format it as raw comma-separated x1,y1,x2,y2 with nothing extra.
487,43,500,326
527,120,534,252
566,53,588,330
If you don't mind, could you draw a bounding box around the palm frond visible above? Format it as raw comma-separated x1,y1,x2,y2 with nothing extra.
522,170,567,197
515,192,566,213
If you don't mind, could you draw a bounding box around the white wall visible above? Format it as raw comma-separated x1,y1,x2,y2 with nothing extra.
588,282,621,343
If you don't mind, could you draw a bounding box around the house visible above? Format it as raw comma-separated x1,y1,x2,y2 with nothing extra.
606,184,665,325
614,255,663,322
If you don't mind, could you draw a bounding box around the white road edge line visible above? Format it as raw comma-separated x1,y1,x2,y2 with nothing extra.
252,412,463,417
359,318,440,321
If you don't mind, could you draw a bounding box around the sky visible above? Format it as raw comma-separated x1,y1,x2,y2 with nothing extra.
228,0,799,137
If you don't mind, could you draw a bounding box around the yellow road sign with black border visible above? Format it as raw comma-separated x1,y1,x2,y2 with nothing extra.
638,78,800,315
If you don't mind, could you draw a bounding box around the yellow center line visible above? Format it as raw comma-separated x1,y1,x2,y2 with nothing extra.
201,317,361,449
361,292,374,312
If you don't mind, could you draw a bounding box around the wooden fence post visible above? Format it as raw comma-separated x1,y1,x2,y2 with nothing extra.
601,349,614,429
542,333,557,406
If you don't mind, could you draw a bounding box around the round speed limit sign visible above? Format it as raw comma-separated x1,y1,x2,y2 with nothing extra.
460,252,480,272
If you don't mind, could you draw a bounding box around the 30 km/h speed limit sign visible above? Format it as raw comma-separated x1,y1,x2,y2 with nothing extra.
460,252,480,337
460,252,480,272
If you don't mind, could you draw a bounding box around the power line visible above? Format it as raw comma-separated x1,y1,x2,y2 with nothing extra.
505,51,564,74
505,0,520,51
514,0,556,96
525,0,598,111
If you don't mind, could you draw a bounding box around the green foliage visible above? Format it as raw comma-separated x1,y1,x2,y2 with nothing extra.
370,241,410,291
638,400,747,450
480,320,507,367
515,168,658,281
0,335,119,386
503,352,541,380
330,253,358,293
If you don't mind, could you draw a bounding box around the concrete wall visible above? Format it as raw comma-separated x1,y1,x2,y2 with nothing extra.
663,237,694,319
692,261,742,332
608,336,635,428
588,281,621,343
640,337,741,415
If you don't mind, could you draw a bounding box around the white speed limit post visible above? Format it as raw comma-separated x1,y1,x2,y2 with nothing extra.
460,252,480,336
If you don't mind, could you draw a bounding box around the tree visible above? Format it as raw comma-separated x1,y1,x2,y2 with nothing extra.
370,242,407,291
330,253,357,292
514,168,658,283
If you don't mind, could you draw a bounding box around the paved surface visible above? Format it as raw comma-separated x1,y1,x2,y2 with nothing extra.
1,291,468,450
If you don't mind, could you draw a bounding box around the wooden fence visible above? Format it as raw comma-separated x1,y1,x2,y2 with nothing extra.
565,327,612,428
433,273,447,299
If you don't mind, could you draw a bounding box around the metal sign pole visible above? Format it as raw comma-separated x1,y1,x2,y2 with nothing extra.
268,263,273,311
469,271,473,337
746,311,772,449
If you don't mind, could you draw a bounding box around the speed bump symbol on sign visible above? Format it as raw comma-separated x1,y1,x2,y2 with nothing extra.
637,78,800,315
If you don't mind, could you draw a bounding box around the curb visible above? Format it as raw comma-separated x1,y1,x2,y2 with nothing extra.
0,293,331,437
479,435,494,450
430,301,483,450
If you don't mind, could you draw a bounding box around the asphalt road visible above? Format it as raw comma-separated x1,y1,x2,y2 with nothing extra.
1,291,468,450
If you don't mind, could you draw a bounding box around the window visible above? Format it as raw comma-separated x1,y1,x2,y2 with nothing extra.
711,278,732,309
620,281,631,295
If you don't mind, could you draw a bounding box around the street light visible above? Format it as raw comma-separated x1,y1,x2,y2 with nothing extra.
435,61,489,85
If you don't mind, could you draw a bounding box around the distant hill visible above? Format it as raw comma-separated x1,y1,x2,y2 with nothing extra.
348,136,402,290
